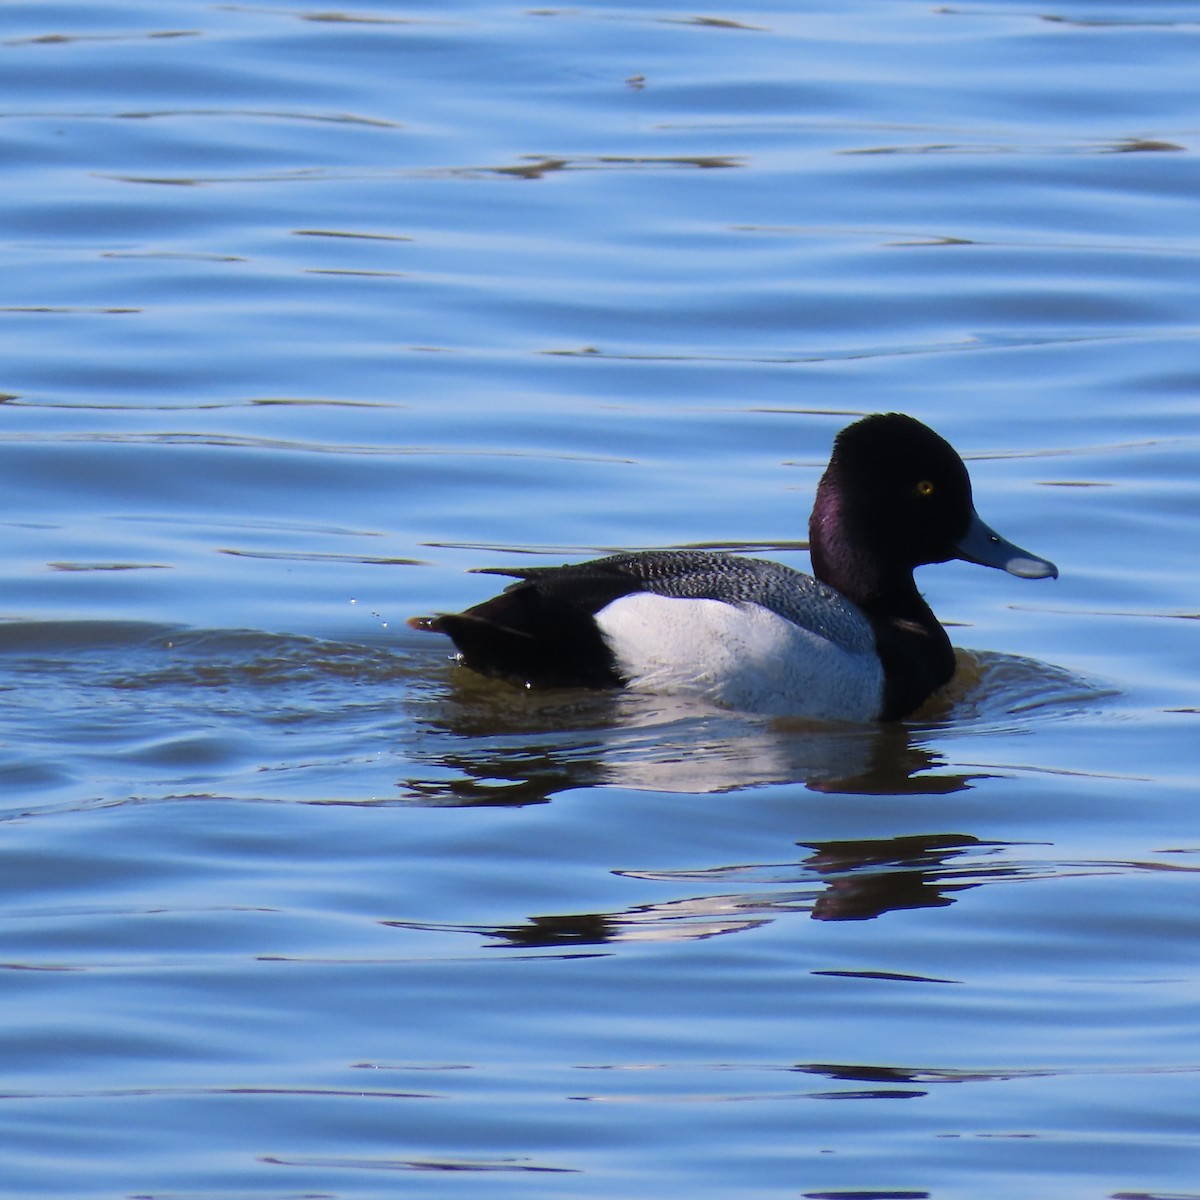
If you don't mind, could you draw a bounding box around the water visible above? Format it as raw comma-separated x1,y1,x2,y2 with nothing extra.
1,1,1199,1196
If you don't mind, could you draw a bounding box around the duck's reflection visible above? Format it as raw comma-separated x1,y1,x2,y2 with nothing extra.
383,831,1030,949
404,672,987,805
803,832,991,921
390,649,1092,948
402,645,1101,807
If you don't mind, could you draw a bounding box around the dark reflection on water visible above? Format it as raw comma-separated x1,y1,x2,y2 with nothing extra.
383,830,1079,950
801,1191,930,1200
106,152,746,187
801,833,1002,922
260,1152,580,1174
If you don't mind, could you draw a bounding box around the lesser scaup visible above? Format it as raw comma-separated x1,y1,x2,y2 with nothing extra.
409,413,1057,721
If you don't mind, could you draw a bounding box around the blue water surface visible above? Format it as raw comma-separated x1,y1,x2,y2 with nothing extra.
1,2,1199,1197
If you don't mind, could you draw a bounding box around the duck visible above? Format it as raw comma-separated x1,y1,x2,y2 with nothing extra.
408,413,1057,721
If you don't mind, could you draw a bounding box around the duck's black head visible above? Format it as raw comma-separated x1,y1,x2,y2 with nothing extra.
809,412,1056,607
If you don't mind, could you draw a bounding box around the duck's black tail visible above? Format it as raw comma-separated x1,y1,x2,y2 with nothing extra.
408,574,625,689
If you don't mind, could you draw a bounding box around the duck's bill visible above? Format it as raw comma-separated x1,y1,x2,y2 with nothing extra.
955,511,1058,579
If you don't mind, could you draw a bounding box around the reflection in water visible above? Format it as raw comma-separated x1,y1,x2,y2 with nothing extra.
801,1193,929,1200
403,760,595,809
403,643,1102,803
385,831,1040,950
0,623,1103,818
408,671,982,803
259,1152,578,1175
798,1062,1050,1085
801,833,1004,921
2,622,1151,959
107,153,744,188
491,154,743,180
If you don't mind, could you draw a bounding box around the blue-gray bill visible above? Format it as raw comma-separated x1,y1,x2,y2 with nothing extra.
954,510,1058,580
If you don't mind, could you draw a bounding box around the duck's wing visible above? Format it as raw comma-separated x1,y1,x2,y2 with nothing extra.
576,551,876,658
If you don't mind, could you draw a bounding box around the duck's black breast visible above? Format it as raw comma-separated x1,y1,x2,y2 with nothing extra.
870,614,956,721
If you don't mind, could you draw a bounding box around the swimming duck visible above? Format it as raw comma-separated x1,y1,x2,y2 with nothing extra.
408,413,1057,721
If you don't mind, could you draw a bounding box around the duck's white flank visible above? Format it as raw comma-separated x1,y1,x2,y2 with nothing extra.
594,594,884,721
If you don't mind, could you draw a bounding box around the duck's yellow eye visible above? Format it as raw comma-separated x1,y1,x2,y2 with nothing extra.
916,479,935,497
